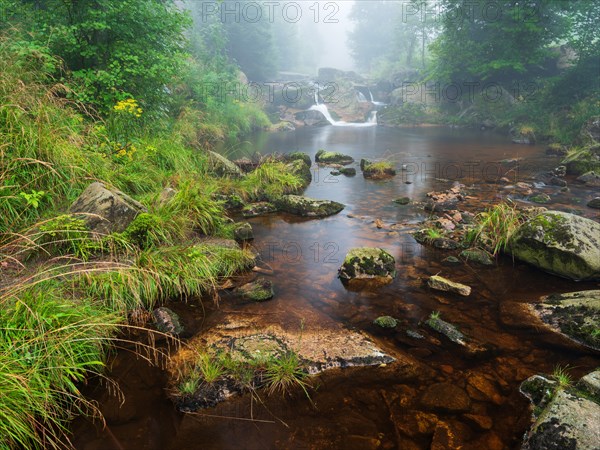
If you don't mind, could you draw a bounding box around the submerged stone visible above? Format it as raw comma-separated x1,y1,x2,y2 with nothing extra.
509,211,600,280
420,383,471,413
339,247,396,286
236,278,274,302
427,275,471,296
274,195,344,218
530,193,552,204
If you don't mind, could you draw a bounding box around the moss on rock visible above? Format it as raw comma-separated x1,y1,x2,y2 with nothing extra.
339,247,396,284
315,149,354,165
274,195,344,218
509,211,600,280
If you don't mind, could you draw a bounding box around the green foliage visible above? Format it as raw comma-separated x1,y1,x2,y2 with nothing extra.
36,214,92,259
23,0,191,112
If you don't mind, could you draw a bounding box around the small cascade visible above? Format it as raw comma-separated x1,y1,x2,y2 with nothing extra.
309,104,377,128
369,90,374,103
357,91,368,103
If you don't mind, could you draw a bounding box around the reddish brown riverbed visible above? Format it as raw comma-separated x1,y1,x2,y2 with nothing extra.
73,126,599,450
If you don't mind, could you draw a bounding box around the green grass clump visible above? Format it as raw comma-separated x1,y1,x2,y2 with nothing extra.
465,200,526,256
240,161,303,201
0,281,121,450
366,161,395,173
552,365,573,388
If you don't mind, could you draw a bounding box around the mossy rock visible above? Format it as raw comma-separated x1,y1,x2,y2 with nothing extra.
274,195,344,218
233,222,253,241
363,162,396,180
207,150,244,178
339,167,357,176
393,197,410,205
315,149,354,165
123,212,163,248
242,202,278,218
460,248,494,266
339,247,396,284
285,152,311,167
285,158,312,187
521,372,600,450
535,290,600,351
530,193,552,204
236,278,274,302
212,193,245,210
587,198,600,209
509,211,600,280
373,316,398,328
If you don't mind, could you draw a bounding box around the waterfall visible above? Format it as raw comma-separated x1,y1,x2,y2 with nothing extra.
369,90,374,102
357,91,368,103
309,104,377,128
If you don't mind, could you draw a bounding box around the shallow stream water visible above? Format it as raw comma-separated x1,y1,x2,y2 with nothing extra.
73,126,599,450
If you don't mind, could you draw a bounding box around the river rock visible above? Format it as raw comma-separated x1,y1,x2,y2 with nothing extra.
393,197,411,205
242,202,277,218
362,162,397,180
373,316,398,328
338,248,396,286
285,158,312,187
153,307,184,335
530,193,551,204
339,167,357,176
207,150,243,178
460,248,494,266
285,151,311,167
420,383,471,413
427,275,471,296
521,370,600,450
434,238,461,250
169,312,403,411
315,149,354,165
274,195,344,217
233,222,253,241
576,171,600,187
70,182,147,235
587,198,600,209
424,183,465,212
532,290,600,351
546,143,568,156
236,278,274,301
509,211,600,280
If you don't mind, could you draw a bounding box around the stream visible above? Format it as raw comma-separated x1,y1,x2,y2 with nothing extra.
73,126,600,450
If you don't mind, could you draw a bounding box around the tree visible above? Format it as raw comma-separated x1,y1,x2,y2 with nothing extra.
23,0,190,111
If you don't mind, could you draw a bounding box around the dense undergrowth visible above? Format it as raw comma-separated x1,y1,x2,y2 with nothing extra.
0,29,303,449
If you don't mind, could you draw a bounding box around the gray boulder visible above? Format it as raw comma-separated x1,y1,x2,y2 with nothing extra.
70,182,147,235
521,370,600,450
509,211,600,280
207,151,243,178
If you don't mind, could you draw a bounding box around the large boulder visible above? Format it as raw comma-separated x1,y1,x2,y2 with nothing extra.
339,248,396,286
70,182,147,235
207,151,243,178
509,211,600,281
532,290,600,351
285,158,312,187
274,195,344,218
521,370,600,450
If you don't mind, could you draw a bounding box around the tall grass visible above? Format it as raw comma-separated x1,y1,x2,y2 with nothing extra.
465,200,527,256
